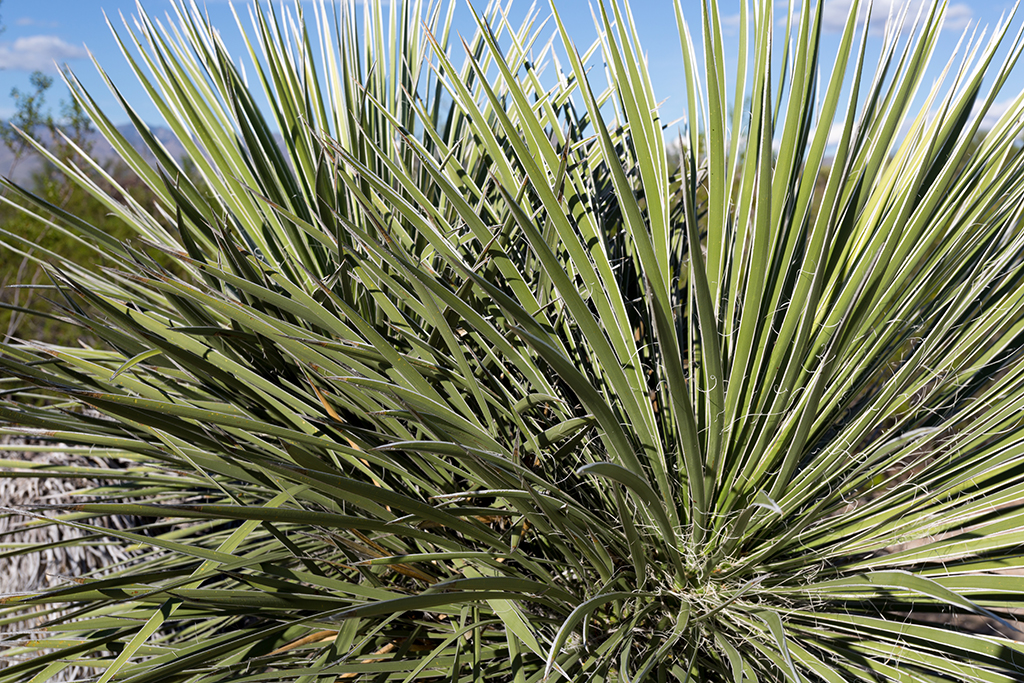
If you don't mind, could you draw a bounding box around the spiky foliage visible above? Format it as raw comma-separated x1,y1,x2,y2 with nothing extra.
4,0,1024,680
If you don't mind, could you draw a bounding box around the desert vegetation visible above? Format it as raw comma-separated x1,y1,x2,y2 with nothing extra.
4,0,1024,681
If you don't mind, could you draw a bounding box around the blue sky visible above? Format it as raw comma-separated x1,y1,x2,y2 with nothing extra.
0,0,1021,138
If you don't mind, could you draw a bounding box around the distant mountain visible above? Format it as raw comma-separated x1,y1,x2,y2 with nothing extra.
0,123,190,187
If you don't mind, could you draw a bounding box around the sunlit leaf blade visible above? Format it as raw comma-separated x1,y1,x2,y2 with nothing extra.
4,0,1024,681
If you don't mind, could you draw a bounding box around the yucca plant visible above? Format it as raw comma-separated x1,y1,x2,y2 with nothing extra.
4,0,1024,679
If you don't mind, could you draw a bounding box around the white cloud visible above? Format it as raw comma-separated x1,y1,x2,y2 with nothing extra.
722,13,742,32
943,5,974,31
972,98,1020,131
818,0,972,34
826,121,846,147
0,35,87,71
15,17,58,28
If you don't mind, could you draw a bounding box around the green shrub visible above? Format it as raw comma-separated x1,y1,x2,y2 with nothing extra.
0,81,155,348
0,186,140,347
4,0,1024,680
